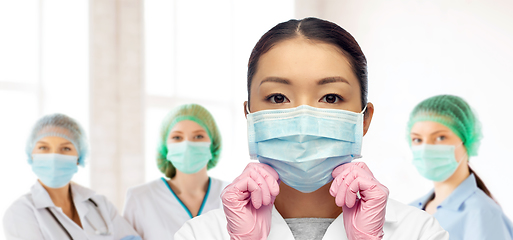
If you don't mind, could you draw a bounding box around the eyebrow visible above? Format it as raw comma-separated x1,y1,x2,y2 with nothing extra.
430,130,449,135
60,142,73,146
259,77,290,86
317,77,350,85
259,76,350,86
193,130,206,133
410,130,449,136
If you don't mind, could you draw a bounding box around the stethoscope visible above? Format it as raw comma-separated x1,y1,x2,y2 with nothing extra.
46,198,111,239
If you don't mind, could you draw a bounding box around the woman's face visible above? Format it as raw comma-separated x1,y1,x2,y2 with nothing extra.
167,120,211,144
32,136,79,157
410,121,468,162
246,37,373,135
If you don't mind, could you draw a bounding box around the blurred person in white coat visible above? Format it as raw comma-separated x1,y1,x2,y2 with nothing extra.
123,104,229,240
3,113,140,240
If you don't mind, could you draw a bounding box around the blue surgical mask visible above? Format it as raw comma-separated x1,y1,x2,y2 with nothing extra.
167,141,212,174
411,143,465,182
247,104,366,193
31,153,79,188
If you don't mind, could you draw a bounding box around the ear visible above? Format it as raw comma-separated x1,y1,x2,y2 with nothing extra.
363,102,374,136
243,101,249,119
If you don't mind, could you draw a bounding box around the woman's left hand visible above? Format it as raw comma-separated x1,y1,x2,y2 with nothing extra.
330,162,389,240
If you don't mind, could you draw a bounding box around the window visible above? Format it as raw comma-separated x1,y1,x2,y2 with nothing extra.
144,0,295,182
0,1,89,235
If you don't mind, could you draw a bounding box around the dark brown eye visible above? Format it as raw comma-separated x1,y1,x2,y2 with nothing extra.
268,94,288,104
321,94,341,104
275,95,284,103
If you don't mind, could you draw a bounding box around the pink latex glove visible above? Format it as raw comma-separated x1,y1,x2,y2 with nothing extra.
222,163,280,240
330,162,389,240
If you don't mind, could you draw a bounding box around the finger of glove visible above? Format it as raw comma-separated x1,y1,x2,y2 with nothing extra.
341,167,375,208
333,162,374,181
221,183,250,205
330,168,345,198
234,176,264,209
333,179,348,207
248,170,273,207
352,176,389,207
330,163,356,200
245,162,279,179
253,164,280,197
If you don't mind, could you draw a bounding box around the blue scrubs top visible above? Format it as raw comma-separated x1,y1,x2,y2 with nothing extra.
410,174,513,240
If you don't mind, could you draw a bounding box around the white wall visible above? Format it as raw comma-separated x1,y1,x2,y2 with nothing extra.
296,0,513,217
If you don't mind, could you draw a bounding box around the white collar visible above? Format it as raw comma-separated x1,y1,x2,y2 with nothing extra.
31,181,96,209
269,199,398,239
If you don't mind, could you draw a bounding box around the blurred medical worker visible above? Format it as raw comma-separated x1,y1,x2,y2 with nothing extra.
175,17,448,240
3,113,140,240
123,104,228,240
408,95,513,239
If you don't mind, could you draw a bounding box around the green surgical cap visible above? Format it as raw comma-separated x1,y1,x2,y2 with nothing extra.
407,95,482,157
157,104,222,178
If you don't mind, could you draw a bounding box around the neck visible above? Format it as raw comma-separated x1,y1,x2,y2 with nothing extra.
432,161,470,204
39,180,73,207
169,168,209,195
274,182,341,219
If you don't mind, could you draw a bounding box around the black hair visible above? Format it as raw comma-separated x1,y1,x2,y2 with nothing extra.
247,17,368,109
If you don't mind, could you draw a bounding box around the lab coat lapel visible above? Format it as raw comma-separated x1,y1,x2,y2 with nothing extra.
31,181,55,209
268,206,296,240
323,199,398,239
267,199,399,240
71,182,95,218
71,183,113,237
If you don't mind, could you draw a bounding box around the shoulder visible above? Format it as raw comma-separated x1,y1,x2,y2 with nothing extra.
4,193,36,218
3,194,41,237
174,209,228,240
126,179,165,199
463,190,512,228
209,177,229,192
210,177,229,187
464,189,501,213
385,198,449,240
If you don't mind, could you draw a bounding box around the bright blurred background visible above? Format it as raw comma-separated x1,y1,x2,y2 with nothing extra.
1,0,512,237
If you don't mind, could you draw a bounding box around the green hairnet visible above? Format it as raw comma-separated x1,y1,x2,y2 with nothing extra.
157,104,222,178
407,95,482,157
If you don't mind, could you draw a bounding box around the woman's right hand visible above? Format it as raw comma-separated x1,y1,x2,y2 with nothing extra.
222,162,280,240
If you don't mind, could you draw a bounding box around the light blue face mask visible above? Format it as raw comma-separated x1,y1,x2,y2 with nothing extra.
167,141,212,174
247,104,366,193
411,144,465,182
31,153,79,188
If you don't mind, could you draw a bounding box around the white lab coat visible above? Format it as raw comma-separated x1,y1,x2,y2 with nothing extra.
3,181,139,240
175,198,449,240
123,177,229,240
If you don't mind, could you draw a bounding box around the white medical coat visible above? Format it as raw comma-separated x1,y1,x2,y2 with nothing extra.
3,181,139,240
175,198,449,240
123,177,228,240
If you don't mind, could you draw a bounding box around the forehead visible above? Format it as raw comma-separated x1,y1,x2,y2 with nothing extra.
170,120,206,133
252,38,359,87
411,121,453,134
37,136,73,145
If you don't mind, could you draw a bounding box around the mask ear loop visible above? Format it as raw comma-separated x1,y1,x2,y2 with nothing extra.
245,102,251,115
361,104,368,115
455,142,468,164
